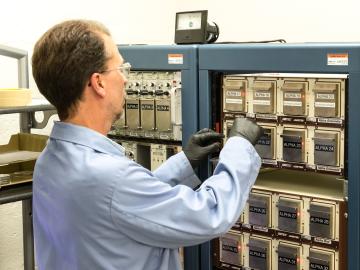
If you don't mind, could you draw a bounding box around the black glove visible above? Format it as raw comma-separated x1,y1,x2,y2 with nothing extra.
184,128,224,169
228,117,264,145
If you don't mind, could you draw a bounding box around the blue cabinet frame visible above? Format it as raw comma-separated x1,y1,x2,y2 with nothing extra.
198,43,360,270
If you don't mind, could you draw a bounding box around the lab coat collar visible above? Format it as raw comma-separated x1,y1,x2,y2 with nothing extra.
49,121,125,156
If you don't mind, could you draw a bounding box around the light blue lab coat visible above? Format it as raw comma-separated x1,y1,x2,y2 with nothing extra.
33,121,261,270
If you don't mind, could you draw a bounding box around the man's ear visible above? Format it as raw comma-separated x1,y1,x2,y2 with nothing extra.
89,73,106,97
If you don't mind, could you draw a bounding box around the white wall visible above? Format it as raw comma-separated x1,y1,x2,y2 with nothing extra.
176,0,360,43
0,0,359,268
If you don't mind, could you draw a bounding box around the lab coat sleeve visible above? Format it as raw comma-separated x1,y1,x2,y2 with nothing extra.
152,151,202,188
110,136,261,249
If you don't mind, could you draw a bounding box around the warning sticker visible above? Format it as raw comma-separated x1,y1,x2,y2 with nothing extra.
327,53,348,66
168,54,183,64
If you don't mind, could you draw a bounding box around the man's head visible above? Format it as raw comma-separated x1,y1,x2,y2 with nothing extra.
32,19,127,122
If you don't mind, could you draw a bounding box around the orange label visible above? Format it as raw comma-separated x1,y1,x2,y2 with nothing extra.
168,54,183,64
327,53,348,66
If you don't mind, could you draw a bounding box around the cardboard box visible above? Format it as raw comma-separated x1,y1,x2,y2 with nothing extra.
0,133,48,187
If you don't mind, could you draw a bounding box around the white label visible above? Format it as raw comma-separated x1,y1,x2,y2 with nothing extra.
315,102,336,108
252,225,269,232
316,93,335,100
262,159,278,165
159,134,171,139
226,90,241,97
284,101,302,107
253,99,270,105
256,114,277,120
226,98,243,104
327,53,348,66
168,54,183,65
284,92,301,99
317,165,341,172
144,133,154,138
255,92,270,98
317,118,342,124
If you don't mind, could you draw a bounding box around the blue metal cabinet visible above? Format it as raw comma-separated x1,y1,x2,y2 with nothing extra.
198,43,360,270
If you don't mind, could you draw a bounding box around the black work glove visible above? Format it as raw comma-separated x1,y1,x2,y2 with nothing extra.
228,117,264,145
184,128,224,169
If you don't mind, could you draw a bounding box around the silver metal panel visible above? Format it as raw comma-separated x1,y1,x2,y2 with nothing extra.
314,132,339,166
255,128,275,160
309,249,333,270
310,203,333,239
140,99,155,131
278,244,299,270
278,199,301,233
249,238,270,270
282,82,306,116
314,82,340,118
155,99,171,132
219,234,242,266
126,98,140,130
249,194,270,227
282,130,305,163
253,81,275,114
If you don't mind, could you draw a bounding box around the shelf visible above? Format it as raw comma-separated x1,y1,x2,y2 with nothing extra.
0,182,32,204
0,99,54,115
0,151,40,165
0,43,44,270
254,168,346,201
0,133,48,190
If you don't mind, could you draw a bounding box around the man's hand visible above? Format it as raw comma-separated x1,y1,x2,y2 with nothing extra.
228,118,264,145
184,128,224,169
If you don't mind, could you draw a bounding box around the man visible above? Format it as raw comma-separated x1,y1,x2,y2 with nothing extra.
32,20,263,270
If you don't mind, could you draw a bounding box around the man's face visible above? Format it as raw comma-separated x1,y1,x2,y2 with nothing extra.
101,34,128,122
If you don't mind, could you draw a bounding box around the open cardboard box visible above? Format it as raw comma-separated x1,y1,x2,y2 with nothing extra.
0,133,48,187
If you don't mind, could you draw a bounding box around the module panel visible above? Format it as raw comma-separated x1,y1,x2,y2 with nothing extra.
212,73,347,270
213,189,346,270
111,70,182,141
222,73,346,176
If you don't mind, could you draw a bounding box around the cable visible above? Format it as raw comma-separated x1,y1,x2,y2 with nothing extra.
216,39,287,44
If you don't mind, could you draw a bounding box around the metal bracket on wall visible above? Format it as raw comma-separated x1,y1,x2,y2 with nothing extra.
20,109,57,132
31,110,57,129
